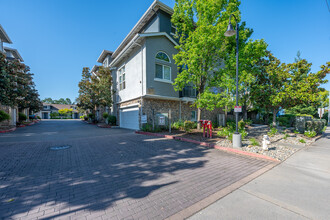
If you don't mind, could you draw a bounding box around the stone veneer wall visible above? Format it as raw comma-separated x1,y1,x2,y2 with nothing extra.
0,105,18,127
142,98,223,126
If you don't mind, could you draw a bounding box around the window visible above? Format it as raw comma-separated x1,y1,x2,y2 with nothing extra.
191,111,197,121
155,52,171,81
103,58,108,67
156,52,170,63
119,66,126,90
171,24,177,35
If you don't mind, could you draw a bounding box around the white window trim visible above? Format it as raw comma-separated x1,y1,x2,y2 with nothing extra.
155,63,171,81
155,51,171,63
170,24,177,36
154,78,173,84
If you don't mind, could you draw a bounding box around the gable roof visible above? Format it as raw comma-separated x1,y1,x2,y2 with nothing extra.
97,50,113,63
4,47,24,62
43,103,78,112
111,0,173,60
0,24,12,44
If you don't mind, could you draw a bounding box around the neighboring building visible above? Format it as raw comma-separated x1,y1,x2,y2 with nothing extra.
35,103,81,119
92,0,223,130
0,24,21,127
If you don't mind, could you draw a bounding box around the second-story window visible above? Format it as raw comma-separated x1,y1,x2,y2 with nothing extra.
119,66,126,90
155,52,171,81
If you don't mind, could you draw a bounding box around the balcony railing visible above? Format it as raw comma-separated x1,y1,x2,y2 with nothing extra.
179,86,197,98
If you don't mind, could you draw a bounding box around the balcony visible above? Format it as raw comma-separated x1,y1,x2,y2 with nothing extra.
179,86,197,98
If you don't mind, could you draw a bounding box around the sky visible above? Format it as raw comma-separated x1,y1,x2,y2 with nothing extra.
1,0,329,102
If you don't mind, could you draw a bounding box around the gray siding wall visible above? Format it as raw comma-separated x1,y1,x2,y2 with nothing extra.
158,10,172,35
145,36,179,98
143,15,159,33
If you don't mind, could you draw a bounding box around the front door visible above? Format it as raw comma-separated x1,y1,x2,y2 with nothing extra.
43,112,48,119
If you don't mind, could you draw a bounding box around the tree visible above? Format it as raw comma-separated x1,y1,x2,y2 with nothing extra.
251,53,329,126
172,0,241,128
95,66,115,108
42,98,53,104
65,98,72,105
77,66,114,115
77,67,97,113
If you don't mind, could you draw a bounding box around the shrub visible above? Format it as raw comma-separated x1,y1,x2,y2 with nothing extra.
305,119,326,134
0,110,10,122
250,138,259,146
141,123,153,132
294,130,299,134
37,116,41,119
171,120,184,130
299,139,306,143
245,119,253,126
88,113,95,119
296,114,313,118
240,129,248,140
267,127,278,137
184,120,195,132
18,113,27,121
217,127,232,138
107,115,116,125
283,134,289,139
102,112,109,119
304,130,317,138
80,115,84,119
238,119,245,130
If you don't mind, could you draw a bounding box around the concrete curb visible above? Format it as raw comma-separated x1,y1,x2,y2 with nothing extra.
0,127,17,133
135,131,279,163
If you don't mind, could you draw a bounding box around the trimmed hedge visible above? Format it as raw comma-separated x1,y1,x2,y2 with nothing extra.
107,115,116,125
18,112,27,121
305,119,326,134
0,110,10,122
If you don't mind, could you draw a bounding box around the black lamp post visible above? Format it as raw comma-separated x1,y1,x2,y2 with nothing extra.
224,14,242,148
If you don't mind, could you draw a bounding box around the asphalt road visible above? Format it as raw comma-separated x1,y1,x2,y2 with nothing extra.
0,120,273,220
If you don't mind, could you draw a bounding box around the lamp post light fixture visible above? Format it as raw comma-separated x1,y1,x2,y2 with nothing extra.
224,14,242,148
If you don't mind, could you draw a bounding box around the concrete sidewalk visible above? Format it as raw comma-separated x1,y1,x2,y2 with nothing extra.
189,127,330,220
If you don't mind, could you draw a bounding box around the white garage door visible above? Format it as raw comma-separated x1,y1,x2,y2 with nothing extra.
120,107,139,130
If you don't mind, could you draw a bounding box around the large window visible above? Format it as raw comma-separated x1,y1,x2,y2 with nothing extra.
155,52,171,81
119,66,126,90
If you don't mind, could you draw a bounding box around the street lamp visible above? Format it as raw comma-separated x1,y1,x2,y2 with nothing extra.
224,14,242,148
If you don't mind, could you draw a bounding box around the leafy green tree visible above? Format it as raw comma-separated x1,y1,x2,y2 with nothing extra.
172,0,241,128
251,53,329,126
95,66,115,108
77,67,98,114
42,98,53,104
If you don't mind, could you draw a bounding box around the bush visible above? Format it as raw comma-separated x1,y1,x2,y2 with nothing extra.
267,127,278,137
238,119,245,130
141,123,153,132
305,119,326,134
304,130,317,138
184,120,195,133
102,112,109,119
245,119,253,126
299,139,306,143
37,116,41,119
88,113,95,120
217,127,232,138
80,115,84,119
0,110,10,122
18,112,27,121
283,133,289,139
171,120,184,130
107,115,116,125
250,138,259,146
296,114,313,118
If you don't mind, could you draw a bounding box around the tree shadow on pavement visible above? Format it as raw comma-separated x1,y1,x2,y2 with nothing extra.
0,133,210,219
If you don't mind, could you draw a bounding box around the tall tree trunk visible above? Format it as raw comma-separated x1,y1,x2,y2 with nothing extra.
272,108,278,127
197,107,201,130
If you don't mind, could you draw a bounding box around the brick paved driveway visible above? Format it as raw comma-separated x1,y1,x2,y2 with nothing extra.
0,120,273,219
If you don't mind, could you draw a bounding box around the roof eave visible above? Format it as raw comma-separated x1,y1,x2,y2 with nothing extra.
0,24,13,44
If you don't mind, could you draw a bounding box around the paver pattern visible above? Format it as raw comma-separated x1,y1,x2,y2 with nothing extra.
0,120,272,219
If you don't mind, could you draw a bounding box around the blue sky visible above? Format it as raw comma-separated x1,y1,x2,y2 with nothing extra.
1,0,329,102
